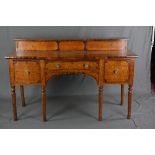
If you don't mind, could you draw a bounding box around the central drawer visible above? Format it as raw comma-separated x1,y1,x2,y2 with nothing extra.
46,61,98,71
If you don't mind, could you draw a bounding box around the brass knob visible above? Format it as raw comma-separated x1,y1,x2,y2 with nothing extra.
113,69,119,75
25,70,31,75
83,64,89,69
55,64,61,68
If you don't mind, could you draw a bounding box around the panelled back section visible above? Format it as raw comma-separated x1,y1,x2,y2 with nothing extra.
16,40,58,51
86,39,127,51
15,39,127,52
59,41,85,51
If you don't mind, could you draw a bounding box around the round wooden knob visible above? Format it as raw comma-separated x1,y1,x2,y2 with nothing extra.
83,64,89,69
55,64,61,68
25,70,31,75
113,69,119,74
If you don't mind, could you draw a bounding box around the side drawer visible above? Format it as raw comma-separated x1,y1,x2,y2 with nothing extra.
14,61,41,84
104,60,129,83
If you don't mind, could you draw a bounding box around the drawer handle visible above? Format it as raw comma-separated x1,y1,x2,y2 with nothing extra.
83,64,89,69
25,70,31,75
113,69,119,75
55,64,61,68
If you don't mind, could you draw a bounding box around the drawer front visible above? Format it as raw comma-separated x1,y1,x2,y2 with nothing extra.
46,61,98,71
14,61,41,84
104,60,129,83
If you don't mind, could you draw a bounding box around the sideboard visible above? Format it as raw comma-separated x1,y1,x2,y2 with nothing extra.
5,39,138,121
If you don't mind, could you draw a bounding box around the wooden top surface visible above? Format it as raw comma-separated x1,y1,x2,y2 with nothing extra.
5,50,138,60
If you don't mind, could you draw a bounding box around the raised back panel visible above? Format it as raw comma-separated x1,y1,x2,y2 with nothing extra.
16,40,58,51
59,40,85,51
86,39,127,51
15,39,128,52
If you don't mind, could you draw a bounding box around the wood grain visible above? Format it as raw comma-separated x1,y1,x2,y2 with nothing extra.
16,40,58,51
20,85,26,107
5,50,137,60
98,86,103,121
5,39,137,121
104,60,129,83
46,61,98,70
11,86,17,121
14,61,41,84
127,85,133,119
59,40,85,51
86,39,127,51
121,84,124,105
127,59,135,119
42,86,46,121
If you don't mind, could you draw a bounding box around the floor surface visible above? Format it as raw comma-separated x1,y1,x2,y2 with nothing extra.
0,93,155,129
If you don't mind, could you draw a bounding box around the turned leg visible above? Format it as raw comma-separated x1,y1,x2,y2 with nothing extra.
121,84,124,105
127,85,133,119
20,85,26,107
11,86,17,121
42,86,46,121
98,86,103,121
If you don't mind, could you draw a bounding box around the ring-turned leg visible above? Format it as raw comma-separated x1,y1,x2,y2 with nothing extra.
20,85,26,107
11,86,17,121
98,86,103,121
127,85,133,119
42,86,46,121
121,84,124,105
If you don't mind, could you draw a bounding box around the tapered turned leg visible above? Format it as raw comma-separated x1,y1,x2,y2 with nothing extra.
42,86,46,122
11,86,17,121
98,86,103,121
127,85,133,119
20,85,26,107
121,84,124,105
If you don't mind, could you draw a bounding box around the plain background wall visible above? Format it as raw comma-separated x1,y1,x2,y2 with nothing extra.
0,26,153,98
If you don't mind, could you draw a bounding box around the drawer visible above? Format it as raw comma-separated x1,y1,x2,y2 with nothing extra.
104,60,129,83
14,61,41,84
46,61,98,71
